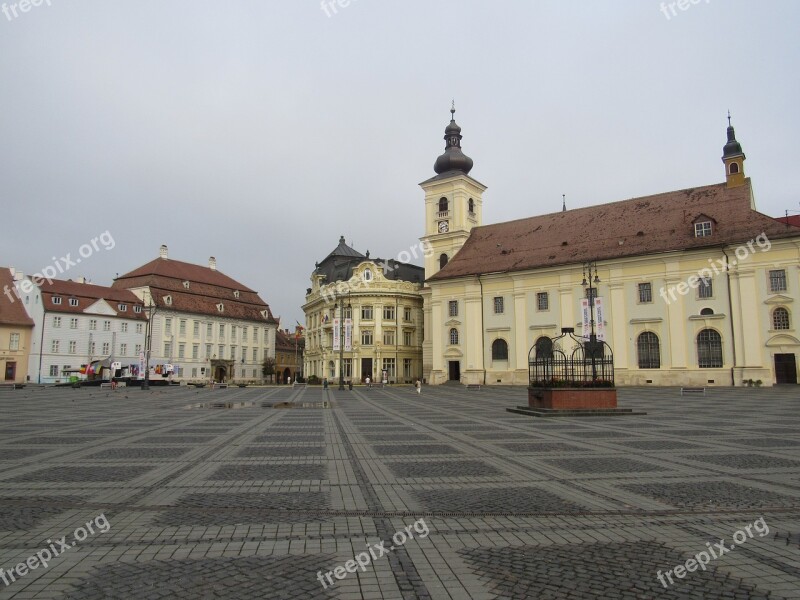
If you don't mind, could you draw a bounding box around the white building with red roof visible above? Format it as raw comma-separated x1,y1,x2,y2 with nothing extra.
112,245,278,384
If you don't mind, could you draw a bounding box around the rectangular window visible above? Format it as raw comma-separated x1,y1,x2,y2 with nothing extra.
120,343,127,356
9,333,20,351
253,348,258,362
52,296,62,305
253,328,258,343
53,316,61,328
133,305,142,313
219,324,225,339
231,326,237,342
118,304,127,312
207,323,213,338
165,317,172,333
493,297,504,314
136,323,144,334
206,344,212,358
164,342,172,357
638,283,652,304
121,322,128,333
230,346,236,360
89,319,97,331
361,330,373,345
179,319,187,335
383,330,395,345
404,307,412,322
69,298,78,307
178,344,185,358
103,320,111,332
448,300,458,317
49,365,59,377
69,340,77,354
382,358,396,378
383,305,395,320
89,342,95,354
694,222,712,237
193,321,200,337
698,278,713,299
192,344,199,359
218,345,224,358
343,358,352,378
361,306,373,320
135,344,142,355
192,368,197,378
102,342,110,355
403,358,412,378
537,292,549,311
242,326,248,339
51,340,60,353
404,331,412,346
70,318,78,329
769,269,787,293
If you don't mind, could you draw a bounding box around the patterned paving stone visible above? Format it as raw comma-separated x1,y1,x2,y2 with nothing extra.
207,464,326,481
135,435,216,444
459,542,772,599
0,496,84,530
497,442,586,453
8,436,102,445
363,433,435,442
386,460,503,478
545,457,668,474
62,555,337,599
470,432,536,440
87,447,192,459
372,444,462,456
615,440,703,451
414,486,586,514
0,448,47,460
236,446,326,457
735,438,800,448
166,427,233,433
563,430,634,439
622,480,800,510
254,434,324,442
681,454,800,469
9,466,154,483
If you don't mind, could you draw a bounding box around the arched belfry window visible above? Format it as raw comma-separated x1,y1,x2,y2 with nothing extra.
468,198,475,213
439,254,449,269
438,197,448,213
729,162,740,174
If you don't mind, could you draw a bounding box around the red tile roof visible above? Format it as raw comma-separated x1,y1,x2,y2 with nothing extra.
430,179,798,281
276,329,305,352
38,279,147,319
0,268,35,327
775,215,800,228
113,257,277,324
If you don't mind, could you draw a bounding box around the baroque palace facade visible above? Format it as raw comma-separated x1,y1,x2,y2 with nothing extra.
421,109,800,387
303,237,424,384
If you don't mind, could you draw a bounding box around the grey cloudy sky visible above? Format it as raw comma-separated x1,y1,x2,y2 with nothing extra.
1,0,798,327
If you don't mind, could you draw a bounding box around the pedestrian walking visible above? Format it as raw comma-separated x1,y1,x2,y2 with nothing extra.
415,379,421,394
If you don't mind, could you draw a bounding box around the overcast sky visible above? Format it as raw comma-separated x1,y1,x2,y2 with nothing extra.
1,0,798,327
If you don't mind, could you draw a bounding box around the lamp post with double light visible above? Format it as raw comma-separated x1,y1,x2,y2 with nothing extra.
333,296,351,391
581,261,601,381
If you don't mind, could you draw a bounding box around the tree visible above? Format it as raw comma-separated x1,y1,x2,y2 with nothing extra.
261,357,276,384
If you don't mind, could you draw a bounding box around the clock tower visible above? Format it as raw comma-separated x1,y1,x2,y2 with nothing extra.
420,105,487,281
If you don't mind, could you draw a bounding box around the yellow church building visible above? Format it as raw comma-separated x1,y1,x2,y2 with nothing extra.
421,109,800,387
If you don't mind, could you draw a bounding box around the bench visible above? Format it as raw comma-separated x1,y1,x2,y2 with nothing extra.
212,382,228,389
100,383,113,390
680,387,706,396
466,384,481,391
0,383,23,390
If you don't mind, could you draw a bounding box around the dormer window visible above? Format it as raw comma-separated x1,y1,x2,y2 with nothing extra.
694,221,712,237
69,298,78,307
164,295,172,306
183,281,190,289
52,296,62,305
217,303,224,313
134,305,142,314
118,304,127,312
233,290,240,298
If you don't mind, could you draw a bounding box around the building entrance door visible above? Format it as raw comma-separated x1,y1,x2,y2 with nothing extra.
774,354,797,384
448,361,460,381
5,362,16,381
361,358,373,381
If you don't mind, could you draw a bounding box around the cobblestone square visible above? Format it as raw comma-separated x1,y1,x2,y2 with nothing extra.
0,384,799,599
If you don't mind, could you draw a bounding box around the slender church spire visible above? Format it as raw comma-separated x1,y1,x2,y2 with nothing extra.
433,103,474,175
562,194,566,212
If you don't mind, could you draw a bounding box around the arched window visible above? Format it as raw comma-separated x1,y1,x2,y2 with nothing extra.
637,332,661,369
438,197,448,213
468,198,475,213
773,307,790,330
449,328,459,345
439,254,449,269
729,162,739,174
700,308,714,316
534,336,552,360
491,339,508,361
697,329,723,368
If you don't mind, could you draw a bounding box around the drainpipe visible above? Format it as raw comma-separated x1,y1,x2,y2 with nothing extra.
722,246,737,387
478,274,486,385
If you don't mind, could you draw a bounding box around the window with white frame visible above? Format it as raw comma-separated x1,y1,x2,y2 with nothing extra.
9,333,19,351
361,306,373,320
448,300,458,317
121,323,128,333
192,344,199,359
49,365,58,377
638,283,653,304
383,330,395,345
53,316,61,328
179,320,187,335
403,331,413,346
52,296,62,305
493,297,504,314
449,328,459,345
102,342,110,355
103,320,111,332
51,340,60,353
537,292,549,311
70,318,78,329
89,319,97,331
120,343,127,356
773,307,790,330
694,221,712,237
136,323,143,334
383,305,395,320
69,341,77,354
769,269,787,293
382,358,395,378
698,278,713,299
361,329,373,345
69,298,78,307
178,344,185,358
404,307,412,321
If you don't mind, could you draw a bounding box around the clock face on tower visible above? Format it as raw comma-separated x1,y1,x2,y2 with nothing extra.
438,220,449,233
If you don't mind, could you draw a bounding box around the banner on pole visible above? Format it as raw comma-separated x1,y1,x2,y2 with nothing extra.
581,299,590,339
594,297,606,342
344,318,352,351
333,318,341,351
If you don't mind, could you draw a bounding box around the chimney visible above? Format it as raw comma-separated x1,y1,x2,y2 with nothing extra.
77,277,87,284
159,245,168,260
209,257,217,271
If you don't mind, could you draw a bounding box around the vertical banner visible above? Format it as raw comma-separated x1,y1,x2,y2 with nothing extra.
139,351,145,380
594,297,606,341
344,318,352,351
333,318,341,351
581,299,590,339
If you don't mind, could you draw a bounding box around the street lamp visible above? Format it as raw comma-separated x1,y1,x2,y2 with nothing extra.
141,295,155,391
333,297,351,391
581,261,601,380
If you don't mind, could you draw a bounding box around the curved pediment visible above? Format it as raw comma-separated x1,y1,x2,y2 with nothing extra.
443,347,463,358
765,334,800,347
